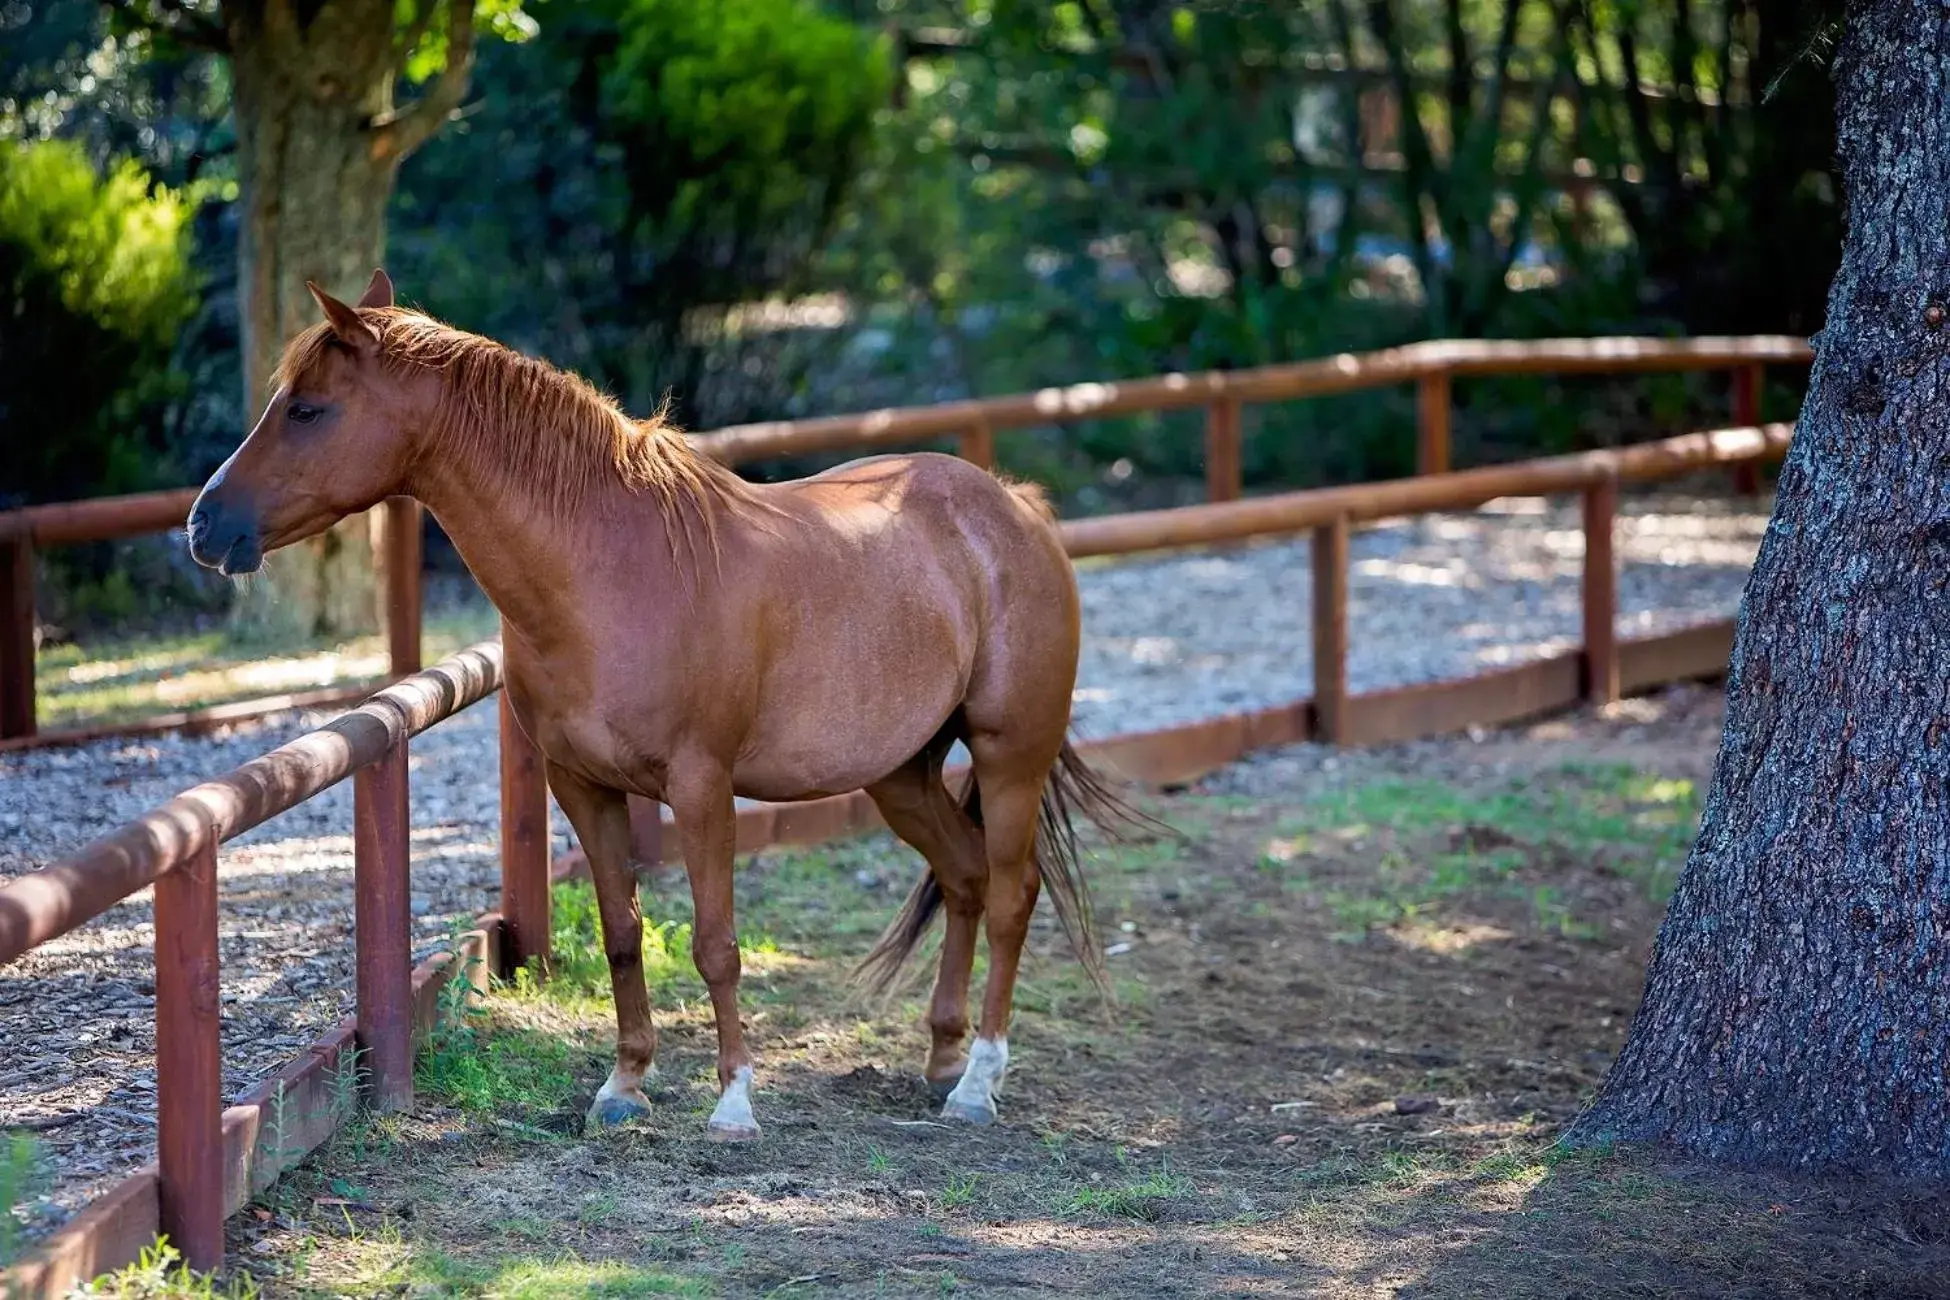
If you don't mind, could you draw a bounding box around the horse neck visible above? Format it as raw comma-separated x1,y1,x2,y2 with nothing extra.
404,410,691,653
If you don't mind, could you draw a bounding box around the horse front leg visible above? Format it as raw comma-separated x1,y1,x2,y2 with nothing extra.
667,765,759,1141
548,763,661,1129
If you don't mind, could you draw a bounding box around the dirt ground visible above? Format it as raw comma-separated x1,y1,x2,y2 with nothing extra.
117,684,1950,1299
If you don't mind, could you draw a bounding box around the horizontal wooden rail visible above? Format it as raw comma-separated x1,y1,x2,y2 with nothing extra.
690,335,1810,466
0,642,503,966
1059,422,1791,558
0,488,199,548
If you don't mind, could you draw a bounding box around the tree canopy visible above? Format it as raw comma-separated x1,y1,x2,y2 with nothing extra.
3,0,1841,510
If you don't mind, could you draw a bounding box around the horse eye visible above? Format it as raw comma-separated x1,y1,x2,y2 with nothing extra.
287,402,322,426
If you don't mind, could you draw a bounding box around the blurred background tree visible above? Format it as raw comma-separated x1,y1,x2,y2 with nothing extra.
2,0,1841,633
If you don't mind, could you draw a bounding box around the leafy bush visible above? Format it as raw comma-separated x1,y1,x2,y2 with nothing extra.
0,139,200,504
389,0,889,427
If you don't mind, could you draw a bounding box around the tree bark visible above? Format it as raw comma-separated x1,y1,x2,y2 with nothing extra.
1570,2,1950,1175
219,0,470,641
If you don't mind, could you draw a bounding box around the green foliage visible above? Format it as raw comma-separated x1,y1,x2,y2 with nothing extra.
545,879,696,1003
390,0,889,428
416,1010,585,1115
1,1130,45,1268
0,138,199,503
401,0,540,83
68,1239,261,1298
3,0,1833,515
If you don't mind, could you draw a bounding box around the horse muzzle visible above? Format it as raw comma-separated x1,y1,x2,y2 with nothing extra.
185,498,265,576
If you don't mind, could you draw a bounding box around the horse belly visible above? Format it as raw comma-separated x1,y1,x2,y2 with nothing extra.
731,676,966,801
731,595,975,801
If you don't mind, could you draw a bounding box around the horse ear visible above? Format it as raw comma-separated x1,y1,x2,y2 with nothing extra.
356,268,393,309
306,280,380,354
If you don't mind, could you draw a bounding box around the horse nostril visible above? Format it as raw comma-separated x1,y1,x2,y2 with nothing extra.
188,507,210,538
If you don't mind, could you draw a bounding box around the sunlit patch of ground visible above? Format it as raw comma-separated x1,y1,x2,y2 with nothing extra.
33,580,500,729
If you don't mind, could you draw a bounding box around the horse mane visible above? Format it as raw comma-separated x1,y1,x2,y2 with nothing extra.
273,308,761,553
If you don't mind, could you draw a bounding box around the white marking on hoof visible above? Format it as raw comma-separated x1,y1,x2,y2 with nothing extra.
941,1036,1007,1125
586,1069,655,1128
707,1065,760,1141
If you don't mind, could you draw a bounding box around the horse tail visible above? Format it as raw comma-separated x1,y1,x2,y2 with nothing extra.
1034,741,1175,999
855,741,1173,1000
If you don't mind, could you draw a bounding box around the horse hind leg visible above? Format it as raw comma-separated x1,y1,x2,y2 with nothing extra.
862,744,989,1094
940,735,1055,1126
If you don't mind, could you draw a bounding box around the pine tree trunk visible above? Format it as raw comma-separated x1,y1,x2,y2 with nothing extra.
1570,2,1950,1175
221,0,406,641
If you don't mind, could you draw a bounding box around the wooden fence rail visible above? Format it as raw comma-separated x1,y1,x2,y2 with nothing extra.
0,334,1810,746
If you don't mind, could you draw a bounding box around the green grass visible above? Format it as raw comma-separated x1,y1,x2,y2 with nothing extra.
400,1252,712,1298
0,1132,45,1268
72,1241,263,1299
1263,764,1702,940
1065,1168,1194,1221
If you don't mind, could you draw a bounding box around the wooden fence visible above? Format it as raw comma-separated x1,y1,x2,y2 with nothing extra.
0,411,1793,1296
0,334,1809,746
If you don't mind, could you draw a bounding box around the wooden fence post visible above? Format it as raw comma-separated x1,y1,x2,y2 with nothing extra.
354,738,414,1111
1731,364,1763,495
1582,473,1620,707
958,420,995,471
1312,515,1350,744
154,836,223,1273
1205,396,1243,503
383,497,423,678
1,532,35,740
498,686,552,979
1416,371,1452,476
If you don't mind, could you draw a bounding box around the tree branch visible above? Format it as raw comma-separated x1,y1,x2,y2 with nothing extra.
369,0,477,162
104,0,229,53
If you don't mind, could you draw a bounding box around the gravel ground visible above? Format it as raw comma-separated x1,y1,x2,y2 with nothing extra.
0,486,1767,1239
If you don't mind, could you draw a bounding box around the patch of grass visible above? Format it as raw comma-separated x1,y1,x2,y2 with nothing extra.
1,1130,45,1268
1065,1165,1194,1221
76,1240,262,1298
938,1173,980,1211
535,879,793,1012
545,881,701,1004
415,1017,587,1115
1291,764,1703,939
403,1251,711,1298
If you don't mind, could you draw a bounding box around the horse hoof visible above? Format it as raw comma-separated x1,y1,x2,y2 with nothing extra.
925,1069,965,1103
940,1098,996,1127
707,1120,762,1143
586,1090,653,1129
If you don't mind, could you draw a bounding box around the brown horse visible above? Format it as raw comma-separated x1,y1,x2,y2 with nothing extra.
188,271,1149,1139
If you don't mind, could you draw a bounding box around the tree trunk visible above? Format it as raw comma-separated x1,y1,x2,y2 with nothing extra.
219,0,457,642
1570,2,1950,1175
